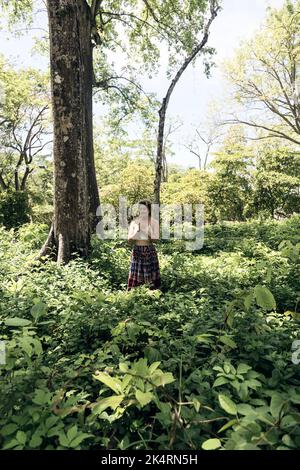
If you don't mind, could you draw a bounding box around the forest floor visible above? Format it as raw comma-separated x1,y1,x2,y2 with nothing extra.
0,216,300,450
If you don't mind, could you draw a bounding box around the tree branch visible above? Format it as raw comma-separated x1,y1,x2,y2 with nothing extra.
225,118,300,145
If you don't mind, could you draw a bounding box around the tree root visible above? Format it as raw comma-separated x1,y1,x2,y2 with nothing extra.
37,224,56,261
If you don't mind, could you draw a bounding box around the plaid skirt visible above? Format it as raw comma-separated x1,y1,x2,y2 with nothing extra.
127,244,161,290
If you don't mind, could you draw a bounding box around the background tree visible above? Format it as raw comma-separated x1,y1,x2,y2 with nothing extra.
154,0,221,204
184,123,223,170
94,122,154,206
251,142,300,218
101,160,154,207
125,109,179,184
0,56,51,192
161,168,211,204
160,119,182,183
224,0,300,145
207,127,253,222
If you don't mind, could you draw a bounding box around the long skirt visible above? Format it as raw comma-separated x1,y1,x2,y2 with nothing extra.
127,244,161,290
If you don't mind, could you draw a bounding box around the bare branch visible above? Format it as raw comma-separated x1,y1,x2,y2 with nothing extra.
225,118,300,145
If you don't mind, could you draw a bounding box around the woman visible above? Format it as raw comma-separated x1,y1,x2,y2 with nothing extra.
127,200,161,290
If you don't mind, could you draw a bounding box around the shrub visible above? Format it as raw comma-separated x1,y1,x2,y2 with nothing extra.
0,190,31,229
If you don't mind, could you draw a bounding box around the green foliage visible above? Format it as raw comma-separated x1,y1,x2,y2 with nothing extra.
207,127,253,222
90,0,216,124
91,358,175,422
251,143,300,218
0,56,51,193
224,0,300,145
0,0,33,28
0,190,31,228
93,127,300,226
100,160,154,207
0,217,300,449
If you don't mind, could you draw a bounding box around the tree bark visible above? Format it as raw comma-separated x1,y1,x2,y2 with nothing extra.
20,166,33,191
14,169,20,191
86,26,100,229
42,0,99,263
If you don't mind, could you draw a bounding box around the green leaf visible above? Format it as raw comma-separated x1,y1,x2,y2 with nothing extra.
270,393,286,419
16,430,27,445
1,423,18,436
93,395,124,415
231,380,240,392
121,374,132,390
32,389,52,405
192,398,201,412
254,285,276,311
219,335,237,349
195,334,214,344
119,362,128,373
2,438,19,450
244,292,254,311
132,358,148,376
67,425,78,442
218,419,238,433
218,394,237,415
237,443,259,450
93,372,122,394
135,390,154,407
282,434,296,448
144,346,161,363
202,438,222,450
30,300,47,322
239,382,249,401
213,376,229,388
148,361,161,374
69,433,92,448
32,338,43,356
236,363,252,375
29,433,43,448
213,366,224,373
151,371,175,387
246,378,261,390
126,323,139,341
225,308,234,328
19,337,32,356
58,432,69,447
236,403,254,416
5,317,32,327
289,389,300,404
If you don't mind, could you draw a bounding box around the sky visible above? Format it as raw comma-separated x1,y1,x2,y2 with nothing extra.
0,0,285,168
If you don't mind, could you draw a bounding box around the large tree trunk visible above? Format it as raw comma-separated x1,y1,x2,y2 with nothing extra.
41,0,99,263
83,7,100,229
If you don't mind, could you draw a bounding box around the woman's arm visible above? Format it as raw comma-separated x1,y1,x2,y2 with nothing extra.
128,220,139,242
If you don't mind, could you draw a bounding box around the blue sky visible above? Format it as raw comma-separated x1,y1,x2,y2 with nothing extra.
0,0,285,168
